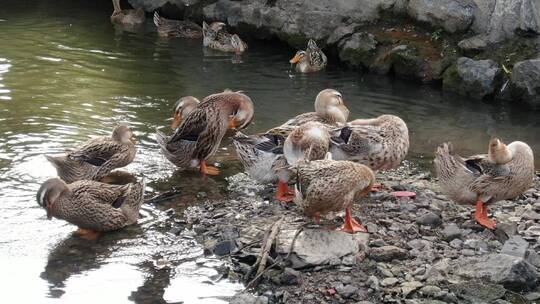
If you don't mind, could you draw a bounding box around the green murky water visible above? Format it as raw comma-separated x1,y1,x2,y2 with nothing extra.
0,0,538,303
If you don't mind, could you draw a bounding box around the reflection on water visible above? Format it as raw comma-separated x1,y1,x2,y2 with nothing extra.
0,0,538,303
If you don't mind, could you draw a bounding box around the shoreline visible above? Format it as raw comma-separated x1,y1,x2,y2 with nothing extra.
163,161,540,303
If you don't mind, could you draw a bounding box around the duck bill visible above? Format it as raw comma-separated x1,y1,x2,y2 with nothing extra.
171,113,182,130
289,54,301,64
46,202,53,220
228,117,237,130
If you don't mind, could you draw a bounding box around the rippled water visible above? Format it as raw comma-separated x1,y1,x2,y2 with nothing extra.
1,0,539,303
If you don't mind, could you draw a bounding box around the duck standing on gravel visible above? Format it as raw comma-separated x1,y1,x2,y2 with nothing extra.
202,21,247,54
156,90,254,176
289,39,327,73
434,138,534,229
110,0,145,26
46,124,137,183
153,12,202,38
37,178,145,240
294,153,375,233
266,88,349,139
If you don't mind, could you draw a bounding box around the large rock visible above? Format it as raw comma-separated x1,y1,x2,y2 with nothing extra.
501,235,529,259
128,0,200,11
203,0,399,46
276,229,369,268
443,57,501,99
510,59,540,105
338,32,378,68
229,292,268,304
486,0,540,43
456,253,539,290
407,0,476,33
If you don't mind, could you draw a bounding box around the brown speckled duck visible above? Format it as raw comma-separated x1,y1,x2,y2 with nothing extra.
37,178,145,240
46,124,137,183
153,12,202,38
156,90,254,176
202,21,247,54
271,121,331,202
330,114,409,171
170,96,201,130
294,153,375,233
289,39,327,73
434,139,534,229
267,88,349,139
110,0,145,26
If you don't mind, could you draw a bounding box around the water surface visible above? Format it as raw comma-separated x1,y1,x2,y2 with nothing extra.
1,0,539,303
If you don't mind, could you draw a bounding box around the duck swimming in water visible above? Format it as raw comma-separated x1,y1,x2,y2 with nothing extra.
153,12,202,38
110,0,145,26
289,39,327,73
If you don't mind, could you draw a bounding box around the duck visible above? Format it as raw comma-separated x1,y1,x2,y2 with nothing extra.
170,96,201,130
434,138,535,229
46,124,137,183
267,88,349,139
202,21,247,54
271,121,331,202
329,114,409,171
156,90,254,176
36,177,145,240
289,39,327,73
153,12,202,38
110,0,145,26
233,132,290,200
294,153,375,233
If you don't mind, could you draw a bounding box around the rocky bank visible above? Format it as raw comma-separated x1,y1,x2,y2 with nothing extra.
159,160,540,304
127,0,540,106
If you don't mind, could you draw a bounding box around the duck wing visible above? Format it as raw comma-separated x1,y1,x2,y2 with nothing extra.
330,125,383,156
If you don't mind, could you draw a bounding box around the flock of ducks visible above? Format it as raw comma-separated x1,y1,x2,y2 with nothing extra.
34,1,536,240
110,0,325,71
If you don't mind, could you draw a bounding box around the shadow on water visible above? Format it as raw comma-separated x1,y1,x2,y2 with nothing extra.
0,0,539,302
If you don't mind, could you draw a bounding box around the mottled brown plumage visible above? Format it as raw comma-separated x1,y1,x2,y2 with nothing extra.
46,124,137,183
170,96,200,130
110,0,145,26
294,156,375,233
289,39,327,73
434,139,534,229
36,178,145,232
267,89,349,139
284,121,331,166
330,114,409,171
202,21,247,53
156,91,254,175
153,12,202,38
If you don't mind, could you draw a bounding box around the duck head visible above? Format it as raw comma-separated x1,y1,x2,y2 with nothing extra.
112,124,137,144
227,92,254,130
289,50,307,65
488,138,512,164
314,89,349,124
37,178,69,220
171,96,200,130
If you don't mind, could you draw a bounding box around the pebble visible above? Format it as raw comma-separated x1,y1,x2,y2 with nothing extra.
335,284,358,298
416,212,442,227
442,223,462,241
525,292,540,301
381,277,399,287
420,285,442,297
280,268,302,285
369,246,409,262
449,239,463,249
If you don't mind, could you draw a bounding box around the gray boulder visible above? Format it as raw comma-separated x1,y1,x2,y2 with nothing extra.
407,0,476,33
443,57,501,99
229,292,268,304
456,253,539,290
501,235,529,259
338,32,378,68
486,0,540,43
510,59,540,105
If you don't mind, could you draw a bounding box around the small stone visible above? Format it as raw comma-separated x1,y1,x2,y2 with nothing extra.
450,282,506,303
401,281,423,297
213,240,236,256
381,277,399,287
369,246,409,262
523,211,540,221
442,223,462,241
416,212,442,227
336,284,358,298
367,275,379,289
419,285,442,297
501,235,529,259
449,239,463,249
461,249,476,256
280,268,302,285
525,292,540,301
